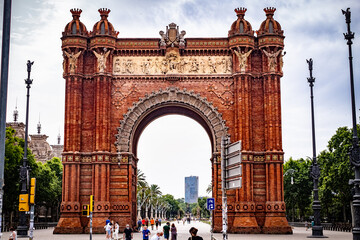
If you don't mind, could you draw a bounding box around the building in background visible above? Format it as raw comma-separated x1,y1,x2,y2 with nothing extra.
6,107,63,163
185,176,199,204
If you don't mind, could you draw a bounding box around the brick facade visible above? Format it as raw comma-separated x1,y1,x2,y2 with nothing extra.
54,7,292,234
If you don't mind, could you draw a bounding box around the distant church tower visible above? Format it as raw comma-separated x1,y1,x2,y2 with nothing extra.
51,132,64,159
29,117,54,163
6,105,26,139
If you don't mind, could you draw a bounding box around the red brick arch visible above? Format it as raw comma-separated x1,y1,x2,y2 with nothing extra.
116,87,228,155
54,7,292,234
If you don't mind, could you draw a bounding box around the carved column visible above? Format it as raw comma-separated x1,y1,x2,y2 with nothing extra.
231,73,260,233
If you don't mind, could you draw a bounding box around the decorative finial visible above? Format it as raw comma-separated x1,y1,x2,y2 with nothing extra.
98,8,111,19
57,132,61,145
70,8,82,20
234,7,247,18
37,114,41,134
13,105,18,122
264,7,276,17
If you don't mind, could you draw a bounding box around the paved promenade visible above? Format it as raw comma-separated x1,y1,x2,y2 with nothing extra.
2,221,352,239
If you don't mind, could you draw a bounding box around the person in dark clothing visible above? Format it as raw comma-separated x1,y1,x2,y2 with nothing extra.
163,222,170,240
188,227,203,240
138,219,143,232
170,223,177,240
123,224,133,240
155,218,159,230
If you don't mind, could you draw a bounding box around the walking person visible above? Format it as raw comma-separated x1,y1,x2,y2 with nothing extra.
151,230,163,240
138,218,143,232
151,218,155,230
142,225,151,240
163,222,170,240
145,218,149,228
170,223,177,240
124,224,133,240
188,227,203,240
113,222,120,240
9,227,17,240
155,218,159,230
104,219,112,240
142,218,146,227
159,218,162,226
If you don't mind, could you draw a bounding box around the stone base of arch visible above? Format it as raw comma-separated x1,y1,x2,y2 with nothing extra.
262,213,293,234
53,216,82,234
229,214,261,233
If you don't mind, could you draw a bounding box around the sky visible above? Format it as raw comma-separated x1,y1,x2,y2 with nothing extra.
1,0,360,199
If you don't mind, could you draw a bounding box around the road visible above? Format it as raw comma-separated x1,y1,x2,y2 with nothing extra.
2,221,352,240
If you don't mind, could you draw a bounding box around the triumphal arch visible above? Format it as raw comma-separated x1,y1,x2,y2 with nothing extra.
54,7,292,234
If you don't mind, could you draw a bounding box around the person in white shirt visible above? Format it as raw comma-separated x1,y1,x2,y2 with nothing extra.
9,227,17,240
113,222,120,240
151,230,163,240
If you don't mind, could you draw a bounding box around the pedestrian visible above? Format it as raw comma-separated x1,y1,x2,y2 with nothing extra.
163,222,170,240
111,220,115,239
170,223,177,240
9,227,17,240
142,226,151,240
183,218,185,225
112,222,119,240
159,218,162,226
138,218,143,232
305,221,309,231
104,219,112,240
145,218,149,228
151,230,163,240
142,218,146,227
311,220,314,228
155,218,159,230
151,218,155,230
188,227,203,240
124,224,133,240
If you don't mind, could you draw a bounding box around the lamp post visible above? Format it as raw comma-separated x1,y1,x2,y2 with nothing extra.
342,8,360,240
306,58,326,238
284,169,296,222
17,60,34,237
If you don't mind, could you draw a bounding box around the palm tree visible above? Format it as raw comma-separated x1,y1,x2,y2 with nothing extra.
206,182,212,195
137,168,147,188
137,182,149,219
149,184,162,218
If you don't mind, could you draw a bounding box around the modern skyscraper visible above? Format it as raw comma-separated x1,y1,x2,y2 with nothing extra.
185,176,199,203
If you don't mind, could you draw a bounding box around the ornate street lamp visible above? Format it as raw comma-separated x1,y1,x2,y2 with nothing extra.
17,60,34,237
342,8,360,240
306,58,326,238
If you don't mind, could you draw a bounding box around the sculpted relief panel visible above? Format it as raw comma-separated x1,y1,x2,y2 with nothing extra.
113,54,232,75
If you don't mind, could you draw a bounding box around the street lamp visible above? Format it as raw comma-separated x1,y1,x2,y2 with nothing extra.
284,169,296,222
306,58,326,238
17,60,34,237
342,8,360,240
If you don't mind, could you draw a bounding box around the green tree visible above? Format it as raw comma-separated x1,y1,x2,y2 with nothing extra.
284,157,312,221
4,127,37,225
162,194,180,218
317,126,355,222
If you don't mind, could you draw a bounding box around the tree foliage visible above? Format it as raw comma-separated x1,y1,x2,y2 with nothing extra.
317,126,355,222
284,158,312,221
4,127,63,223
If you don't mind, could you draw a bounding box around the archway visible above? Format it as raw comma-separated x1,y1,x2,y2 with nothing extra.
115,87,228,154
56,7,292,234
115,87,228,226
136,114,212,219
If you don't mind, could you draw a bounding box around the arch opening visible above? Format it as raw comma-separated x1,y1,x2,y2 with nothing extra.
137,114,212,198
132,105,215,156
